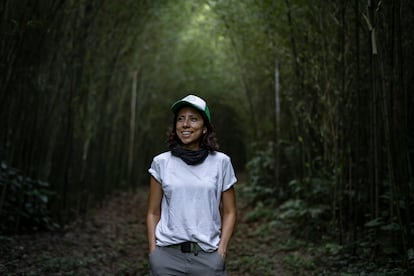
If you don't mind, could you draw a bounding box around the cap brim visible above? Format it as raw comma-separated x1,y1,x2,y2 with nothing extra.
171,100,210,122
171,100,199,114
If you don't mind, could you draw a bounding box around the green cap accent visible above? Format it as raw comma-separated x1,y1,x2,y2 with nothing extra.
171,94,211,123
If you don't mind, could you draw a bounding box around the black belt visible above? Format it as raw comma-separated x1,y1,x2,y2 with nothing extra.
168,242,203,253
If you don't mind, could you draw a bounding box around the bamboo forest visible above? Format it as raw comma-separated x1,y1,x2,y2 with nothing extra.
1,0,413,275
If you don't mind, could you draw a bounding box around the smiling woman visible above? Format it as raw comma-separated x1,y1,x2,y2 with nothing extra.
175,106,206,151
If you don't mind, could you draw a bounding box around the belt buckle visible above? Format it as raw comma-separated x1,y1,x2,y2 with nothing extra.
180,242,192,253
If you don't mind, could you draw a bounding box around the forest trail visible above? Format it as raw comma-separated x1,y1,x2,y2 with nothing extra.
1,184,300,275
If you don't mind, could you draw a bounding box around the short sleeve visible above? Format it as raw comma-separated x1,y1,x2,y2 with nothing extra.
222,157,237,191
148,158,162,184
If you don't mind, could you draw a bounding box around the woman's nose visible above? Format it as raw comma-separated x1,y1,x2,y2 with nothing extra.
183,118,189,127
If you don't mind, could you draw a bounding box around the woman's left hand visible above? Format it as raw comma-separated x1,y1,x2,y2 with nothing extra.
217,246,227,260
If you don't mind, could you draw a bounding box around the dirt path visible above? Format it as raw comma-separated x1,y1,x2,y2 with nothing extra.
1,187,296,275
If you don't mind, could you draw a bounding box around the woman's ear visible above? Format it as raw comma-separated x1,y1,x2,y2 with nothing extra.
203,128,207,134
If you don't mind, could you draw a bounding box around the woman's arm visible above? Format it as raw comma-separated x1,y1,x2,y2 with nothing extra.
218,186,237,259
146,176,163,254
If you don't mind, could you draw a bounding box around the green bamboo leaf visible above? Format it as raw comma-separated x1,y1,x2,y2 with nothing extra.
364,217,384,228
380,223,401,231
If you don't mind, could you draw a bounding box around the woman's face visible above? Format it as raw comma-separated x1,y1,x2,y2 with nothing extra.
175,106,207,150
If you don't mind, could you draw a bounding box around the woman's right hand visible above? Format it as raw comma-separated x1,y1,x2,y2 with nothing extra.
148,245,156,255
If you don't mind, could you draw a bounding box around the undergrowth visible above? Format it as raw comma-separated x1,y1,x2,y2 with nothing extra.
242,144,412,275
0,161,58,234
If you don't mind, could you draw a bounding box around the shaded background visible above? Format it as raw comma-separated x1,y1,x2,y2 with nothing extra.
1,0,413,273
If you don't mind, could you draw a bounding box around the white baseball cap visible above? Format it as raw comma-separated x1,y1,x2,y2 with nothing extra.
171,94,211,123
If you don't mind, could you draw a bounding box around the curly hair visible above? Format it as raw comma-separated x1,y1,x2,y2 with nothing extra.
167,111,219,151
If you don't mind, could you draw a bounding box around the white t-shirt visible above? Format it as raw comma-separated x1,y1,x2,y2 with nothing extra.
148,151,237,252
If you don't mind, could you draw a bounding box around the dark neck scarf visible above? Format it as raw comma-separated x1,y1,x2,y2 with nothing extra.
171,145,209,165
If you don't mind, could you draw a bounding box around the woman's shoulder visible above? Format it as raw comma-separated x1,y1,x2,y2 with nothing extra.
152,151,172,161
209,151,231,161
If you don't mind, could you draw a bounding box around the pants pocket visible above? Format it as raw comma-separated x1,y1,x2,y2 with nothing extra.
213,251,225,270
148,246,159,267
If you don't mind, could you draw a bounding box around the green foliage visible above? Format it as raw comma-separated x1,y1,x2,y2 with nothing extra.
278,198,330,241
282,252,315,272
288,176,333,204
276,176,332,241
244,201,277,223
227,255,274,276
323,242,343,255
409,248,414,268
30,251,101,275
276,238,308,252
244,143,333,240
243,143,276,204
0,161,58,234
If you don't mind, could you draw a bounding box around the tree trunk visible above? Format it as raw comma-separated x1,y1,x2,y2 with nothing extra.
128,70,138,187
274,60,281,197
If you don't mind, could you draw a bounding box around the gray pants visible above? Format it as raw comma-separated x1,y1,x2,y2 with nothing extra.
149,246,227,275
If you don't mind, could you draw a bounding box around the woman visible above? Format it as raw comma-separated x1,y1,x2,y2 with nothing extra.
146,94,237,275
